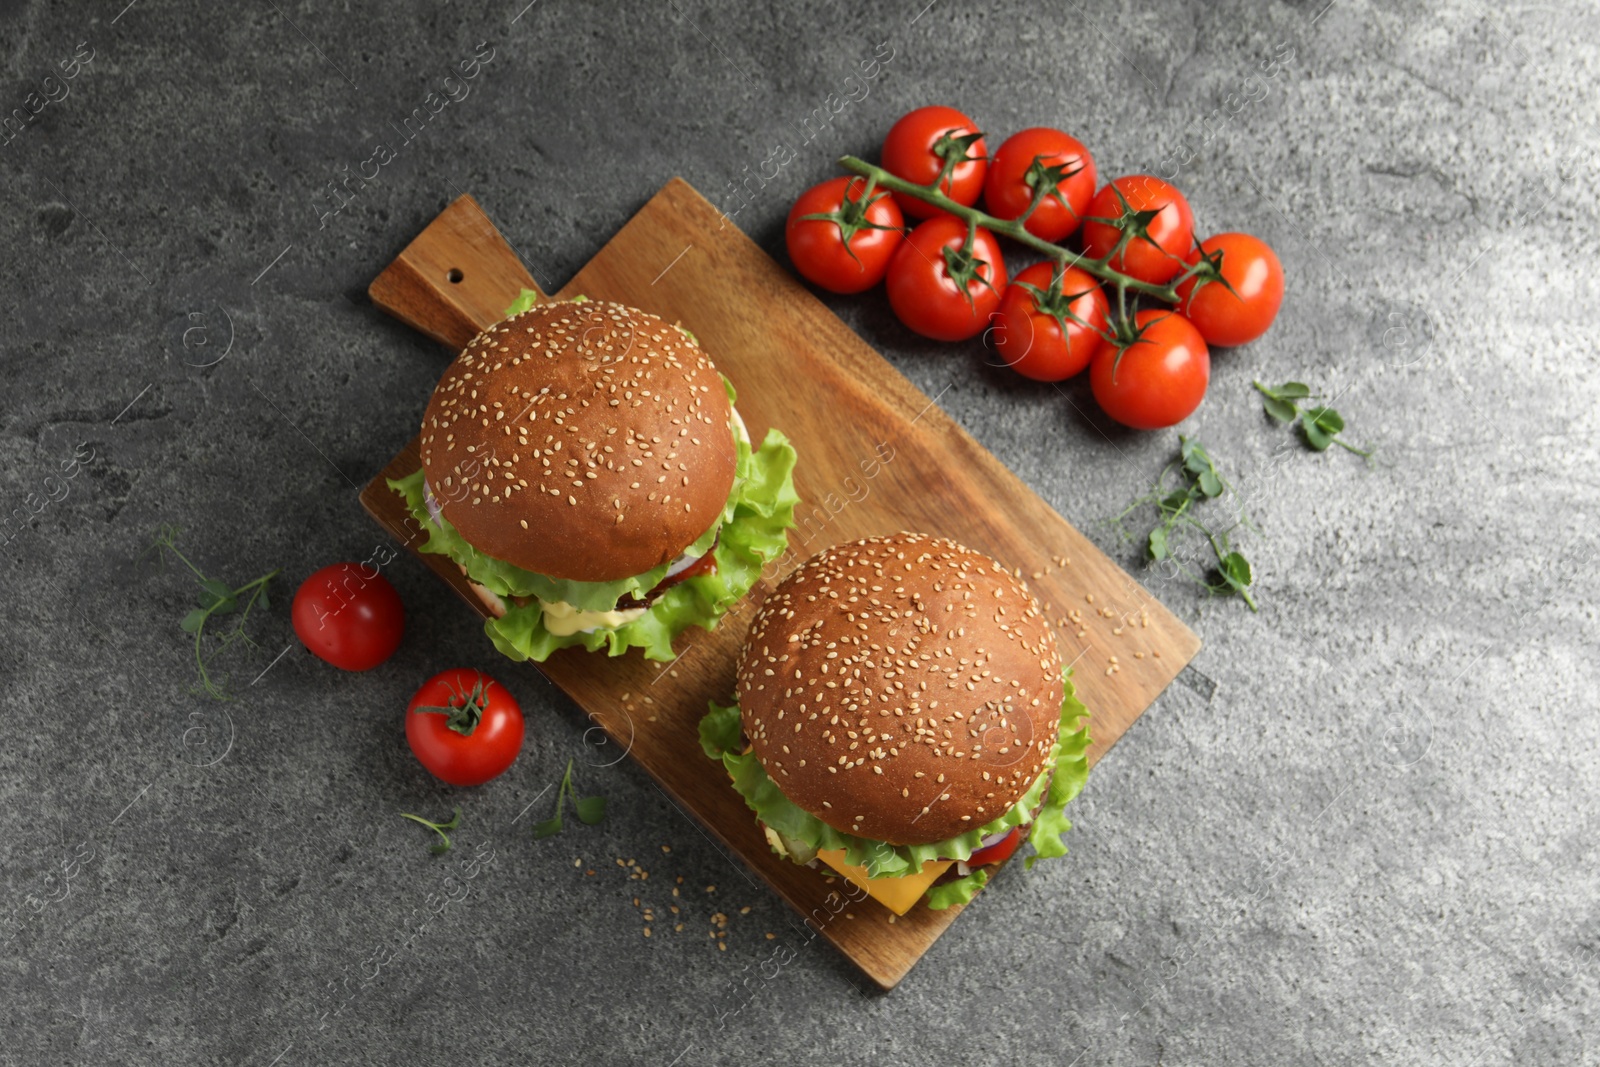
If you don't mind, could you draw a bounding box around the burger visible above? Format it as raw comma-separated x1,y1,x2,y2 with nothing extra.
389,294,799,662
699,532,1091,914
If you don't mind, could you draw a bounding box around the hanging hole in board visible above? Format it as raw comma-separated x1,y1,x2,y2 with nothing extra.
447,268,464,284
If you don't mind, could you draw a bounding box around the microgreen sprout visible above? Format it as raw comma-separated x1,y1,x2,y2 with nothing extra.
147,524,280,700
1254,380,1373,458
1115,437,1258,611
400,808,461,855
533,759,607,839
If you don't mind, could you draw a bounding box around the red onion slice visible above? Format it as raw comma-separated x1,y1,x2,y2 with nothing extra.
422,480,444,527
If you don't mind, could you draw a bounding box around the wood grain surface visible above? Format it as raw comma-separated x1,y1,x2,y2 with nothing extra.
362,184,1200,989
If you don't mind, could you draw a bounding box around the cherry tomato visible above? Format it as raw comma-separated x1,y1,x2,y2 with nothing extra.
990,262,1108,381
982,128,1098,241
406,669,525,787
292,562,404,671
880,106,987,220
1080,176,1196,286
1174,232,1284,346
885,216,1008,341
785,177,906,294
1089,310,1210,430
967,828,1023,868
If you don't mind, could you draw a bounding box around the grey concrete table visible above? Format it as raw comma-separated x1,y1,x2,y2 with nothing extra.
2,1,1595,1064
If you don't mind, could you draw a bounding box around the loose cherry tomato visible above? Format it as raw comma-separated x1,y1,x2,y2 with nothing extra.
785,176,906,294
292,562,404,671
1174,232,1284,346
1089,310,1210,430
1080,176,1196,286
990,262,1108,381
967,828,1023,867
885,216,1008,341
880,105,987,220
406,669,525,787
982,128,1098,241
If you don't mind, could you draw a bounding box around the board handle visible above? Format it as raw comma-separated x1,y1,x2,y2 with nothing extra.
368,194,544,351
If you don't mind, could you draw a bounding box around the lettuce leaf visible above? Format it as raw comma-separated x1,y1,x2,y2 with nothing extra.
505,289,541,317
1025,677,1092,869
698,699,743,758
700,670,1091,897
504,290,588,317
391,424,798,662
924,869,988,911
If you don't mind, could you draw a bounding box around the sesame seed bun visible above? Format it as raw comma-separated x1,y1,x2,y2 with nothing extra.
735,532,1065,846
418,300,738,583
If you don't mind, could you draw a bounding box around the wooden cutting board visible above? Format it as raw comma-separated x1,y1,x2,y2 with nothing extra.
361,181,1199,990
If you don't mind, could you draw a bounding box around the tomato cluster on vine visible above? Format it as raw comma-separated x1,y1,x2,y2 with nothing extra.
784,106,1285,431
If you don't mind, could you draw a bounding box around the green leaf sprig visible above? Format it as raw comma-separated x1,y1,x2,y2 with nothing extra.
1253,381,1372,457
400,807,461,855
148,524,280,700
533,759,607,839
1115,436,1258,611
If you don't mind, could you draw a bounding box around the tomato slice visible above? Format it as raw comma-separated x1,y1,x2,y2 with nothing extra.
615,540,719,610
657,547,718,589
967,827,1023,867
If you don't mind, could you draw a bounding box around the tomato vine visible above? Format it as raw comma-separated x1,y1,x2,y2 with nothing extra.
837,154,1219,342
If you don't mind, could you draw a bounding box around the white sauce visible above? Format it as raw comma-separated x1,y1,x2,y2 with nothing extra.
540,599,648,636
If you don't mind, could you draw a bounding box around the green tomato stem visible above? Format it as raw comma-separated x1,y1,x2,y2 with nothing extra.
1015,164,1053,226
1332,437,1374,457
165,541,208,583
231,570,280,599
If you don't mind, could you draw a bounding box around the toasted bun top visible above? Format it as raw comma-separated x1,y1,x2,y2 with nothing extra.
418,301,738,582
735,532,1064,846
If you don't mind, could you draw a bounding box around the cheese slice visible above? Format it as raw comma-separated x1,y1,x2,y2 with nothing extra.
816,849,954,916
